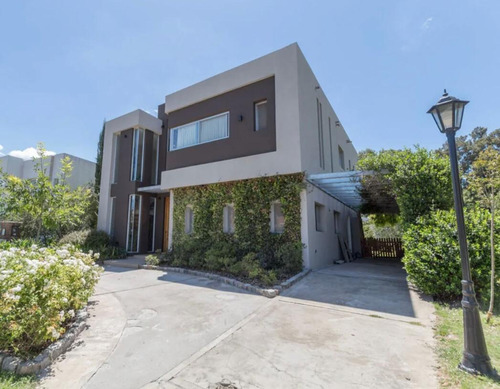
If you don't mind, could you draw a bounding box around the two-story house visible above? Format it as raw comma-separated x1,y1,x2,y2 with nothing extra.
97,43,361,269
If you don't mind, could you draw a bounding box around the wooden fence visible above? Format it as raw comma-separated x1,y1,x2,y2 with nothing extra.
361,238,404,259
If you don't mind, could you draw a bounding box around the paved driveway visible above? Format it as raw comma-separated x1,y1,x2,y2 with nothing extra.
39,260,437,389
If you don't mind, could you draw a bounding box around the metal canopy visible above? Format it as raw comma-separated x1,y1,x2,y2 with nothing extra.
308,170,399,213
308,171,369,209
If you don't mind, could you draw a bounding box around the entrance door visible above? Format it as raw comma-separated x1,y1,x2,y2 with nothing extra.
163,196,170,251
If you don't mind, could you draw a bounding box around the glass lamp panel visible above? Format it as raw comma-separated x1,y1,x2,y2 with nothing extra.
431,109,444,132
454,102,465,129
437,103,454,131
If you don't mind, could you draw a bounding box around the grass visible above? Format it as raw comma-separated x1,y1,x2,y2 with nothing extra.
0,371,36,389
434,303,500,388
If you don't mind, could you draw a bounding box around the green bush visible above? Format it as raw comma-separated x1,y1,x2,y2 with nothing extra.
0,244,102,356
403,207,499,301
58,229,125,260
145,254,160,266
273,242,304,275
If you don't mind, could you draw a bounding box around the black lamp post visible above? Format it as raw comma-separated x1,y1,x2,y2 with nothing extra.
427,90,495,376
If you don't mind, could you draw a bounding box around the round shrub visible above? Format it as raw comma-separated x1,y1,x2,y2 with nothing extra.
0,244,102,356
402,207,499,301
58,229,91,246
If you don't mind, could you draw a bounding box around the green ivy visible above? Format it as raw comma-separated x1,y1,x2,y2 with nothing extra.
171,173,305,279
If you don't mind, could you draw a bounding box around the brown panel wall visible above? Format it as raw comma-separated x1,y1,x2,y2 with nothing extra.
165,76,276,170
109,128,165,253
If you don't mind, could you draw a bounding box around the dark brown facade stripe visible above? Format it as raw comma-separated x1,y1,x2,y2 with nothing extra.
165,76,276,170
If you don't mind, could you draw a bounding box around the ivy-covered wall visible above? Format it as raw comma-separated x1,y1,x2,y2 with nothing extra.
171,173,305,274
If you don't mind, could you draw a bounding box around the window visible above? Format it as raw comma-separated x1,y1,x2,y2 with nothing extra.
338,145,345,170
185,206,194,234
223,204,235,234
254,100,267,131
151,134,159,185
328,117,334,172
317,99,325,169
112,133,120,183
348,159,351,170
333,211,340,234
147,198,156,252
126,194,142,252
315,203,325,232
1,229,5,236
109,197,116,238
131,128,145,181
270,202,285,233
170,112,229,151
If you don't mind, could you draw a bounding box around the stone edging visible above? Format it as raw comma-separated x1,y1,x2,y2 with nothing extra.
0,308,88,375
138,264,311,298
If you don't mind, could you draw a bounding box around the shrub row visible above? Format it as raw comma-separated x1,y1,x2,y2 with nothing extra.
58,229,126,260
147,237,303,287
403,207,499,303
0,244,102,356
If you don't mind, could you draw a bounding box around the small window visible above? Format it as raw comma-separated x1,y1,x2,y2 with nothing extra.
338,146,345,170
1,229,5,236
223,204,235,234
254,100,267,131
315,203,325,232
185,206,194,234
334,211,340,234
348,159,351,170
270,202,285,233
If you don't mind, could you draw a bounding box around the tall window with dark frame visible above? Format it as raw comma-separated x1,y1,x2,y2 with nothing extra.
254,100,267,131
126,194,141,253
130,128,145,181
317,99,325,169
151,134,159,185
147,197,156,252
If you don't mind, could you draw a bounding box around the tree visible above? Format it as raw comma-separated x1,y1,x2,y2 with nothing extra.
0,143,93,242
439,127,500,175
94,121,105,195
357,147,453,226
467,147,500,322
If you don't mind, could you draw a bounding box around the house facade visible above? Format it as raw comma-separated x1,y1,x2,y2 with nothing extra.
0,153,96,190
97,43,362,269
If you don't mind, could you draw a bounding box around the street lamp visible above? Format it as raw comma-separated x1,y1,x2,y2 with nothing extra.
427,90,495,376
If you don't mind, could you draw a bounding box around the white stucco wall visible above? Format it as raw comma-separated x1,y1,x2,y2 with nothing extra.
296,47,358,175
301,182,361,269
0,156,24,177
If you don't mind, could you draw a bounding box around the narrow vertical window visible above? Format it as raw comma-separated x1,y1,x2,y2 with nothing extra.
254,100,267,131
223,204,235,233
112,134,120,184
338,145,345,170
151,134,159,185
109,197,116,238
315,203,325,232
317,99,324,168
329,117,334,172
348,159,351,170
130,128,144,181
147,197,156,252
333,211,340,234
127,194,142,252
270,202,285,233
185,206,194,234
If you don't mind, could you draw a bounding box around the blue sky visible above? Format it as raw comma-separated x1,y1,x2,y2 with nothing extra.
1,0,499,162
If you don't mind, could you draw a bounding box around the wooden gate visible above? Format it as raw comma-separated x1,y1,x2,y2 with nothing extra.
361,238,403,259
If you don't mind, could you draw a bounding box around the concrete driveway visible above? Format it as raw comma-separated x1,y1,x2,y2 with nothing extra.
39,260,437,389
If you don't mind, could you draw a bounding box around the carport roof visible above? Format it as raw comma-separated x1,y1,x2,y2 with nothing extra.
308,171,368,209
308,170,399,214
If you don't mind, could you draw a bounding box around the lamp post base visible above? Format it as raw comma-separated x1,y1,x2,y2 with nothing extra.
458,280,497,377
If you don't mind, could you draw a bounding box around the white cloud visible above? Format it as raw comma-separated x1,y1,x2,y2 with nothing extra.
421,17,433,31
8,147,56,160
0,144,4,157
